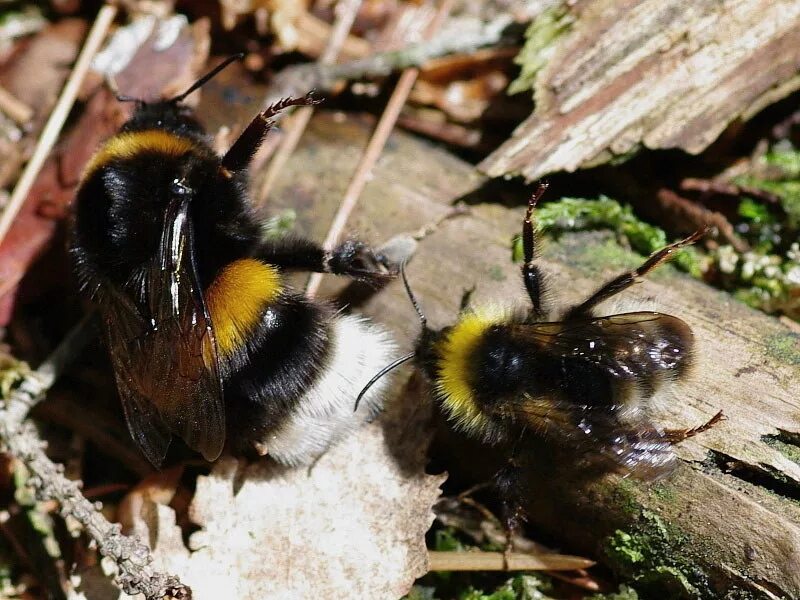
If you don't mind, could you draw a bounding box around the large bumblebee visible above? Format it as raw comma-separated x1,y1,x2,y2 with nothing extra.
71,57,397,467
358,183,720,480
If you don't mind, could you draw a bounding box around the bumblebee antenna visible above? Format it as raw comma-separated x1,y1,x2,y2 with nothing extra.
401,263,427,327
353,352,415,412
170,53,245,104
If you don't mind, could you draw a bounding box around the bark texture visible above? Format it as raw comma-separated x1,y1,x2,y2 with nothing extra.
254,112,800,598
480,0,800,181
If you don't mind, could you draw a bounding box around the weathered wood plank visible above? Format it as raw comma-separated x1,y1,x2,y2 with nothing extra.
259,113,799,597
480,0,800,181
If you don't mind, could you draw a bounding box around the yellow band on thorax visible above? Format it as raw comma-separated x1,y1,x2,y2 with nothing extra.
82,130,199,181
205,259,282,357
435,308,507,435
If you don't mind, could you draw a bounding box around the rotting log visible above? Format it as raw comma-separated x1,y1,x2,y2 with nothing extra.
253,111,800,598
480,0,800,181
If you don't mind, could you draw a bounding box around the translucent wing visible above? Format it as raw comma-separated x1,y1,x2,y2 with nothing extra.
99,197,225,466
509,312,693,478
98,289,171,467
511,312,694,382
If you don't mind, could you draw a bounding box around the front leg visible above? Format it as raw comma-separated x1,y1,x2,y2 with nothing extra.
255,237,396,284
494,458,526,566
521,183,550,320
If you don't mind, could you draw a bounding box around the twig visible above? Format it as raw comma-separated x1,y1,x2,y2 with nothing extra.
264,12,514,106
656,189,749,253
680,177,785,208
427,550,595,572
306,0,455,297
256,0,364,207
0,85,34,126
0,4,117,246
4,316,95,425
0,319,190,599
1,421,190,599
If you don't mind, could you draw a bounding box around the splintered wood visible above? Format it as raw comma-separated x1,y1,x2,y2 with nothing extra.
481,0,800,180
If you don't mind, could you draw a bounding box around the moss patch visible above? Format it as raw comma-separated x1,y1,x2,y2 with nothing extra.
602,510,713,599
509,4,574,96
512,197,702,277
761,433,800,465
763,332,800,366
588,585,640,600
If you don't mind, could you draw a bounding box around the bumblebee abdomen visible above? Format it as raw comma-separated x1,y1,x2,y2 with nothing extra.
224,296,397,465
205,258,283,358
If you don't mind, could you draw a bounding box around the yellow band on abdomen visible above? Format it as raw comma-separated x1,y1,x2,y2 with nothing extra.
205,259,282,357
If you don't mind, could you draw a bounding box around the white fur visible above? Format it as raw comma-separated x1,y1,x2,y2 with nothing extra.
265,315,398,466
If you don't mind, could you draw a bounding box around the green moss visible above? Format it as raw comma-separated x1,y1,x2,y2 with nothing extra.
649,483,678,504
734,146,800,225
763,332,800,365
406,586,437,600
602,510,713,599
261,208,297,239
434,527,466,552
511,197,702,277
588,585,640,600
610,477,643,516
762,432,800,465
488,265,507,281
0,354,31,400
508,5,574,95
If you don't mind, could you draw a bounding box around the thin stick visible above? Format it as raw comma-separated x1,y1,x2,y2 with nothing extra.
0,85,34,125
5,315,95,425
306,0,454,297
427,550,595,572
0,4,117,246
0,317,189,598
256,0,364,208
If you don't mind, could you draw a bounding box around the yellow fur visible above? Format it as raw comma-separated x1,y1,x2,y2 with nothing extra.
435,307,508,435
205,259,282,357
82,130,199,180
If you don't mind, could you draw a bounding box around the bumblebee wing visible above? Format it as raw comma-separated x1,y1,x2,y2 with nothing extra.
515,388,677,479
143,196,225,462
511,312,692,477
98,288,172,467
514,312,694,382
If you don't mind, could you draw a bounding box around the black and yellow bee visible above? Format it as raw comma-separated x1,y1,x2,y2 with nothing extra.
358,183,720,483
70,56,398,467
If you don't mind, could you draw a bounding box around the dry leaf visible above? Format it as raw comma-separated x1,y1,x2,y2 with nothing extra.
110,392,443,600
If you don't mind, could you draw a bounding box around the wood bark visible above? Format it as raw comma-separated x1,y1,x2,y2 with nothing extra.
248,111,800,598
480,0,800,181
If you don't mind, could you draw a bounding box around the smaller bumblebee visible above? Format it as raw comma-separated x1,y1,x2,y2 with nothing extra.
71,56,399,467
358,183,720,481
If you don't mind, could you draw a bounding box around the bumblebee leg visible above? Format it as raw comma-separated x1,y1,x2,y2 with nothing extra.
459,284,476,313
521,183,549,319
256,237,396,283
566,227,708,319
220,94,319,176
494,459,526,567
663,410,725,443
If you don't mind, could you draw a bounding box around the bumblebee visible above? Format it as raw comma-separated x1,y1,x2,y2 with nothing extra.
70,56,398,467
358,183,719,480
